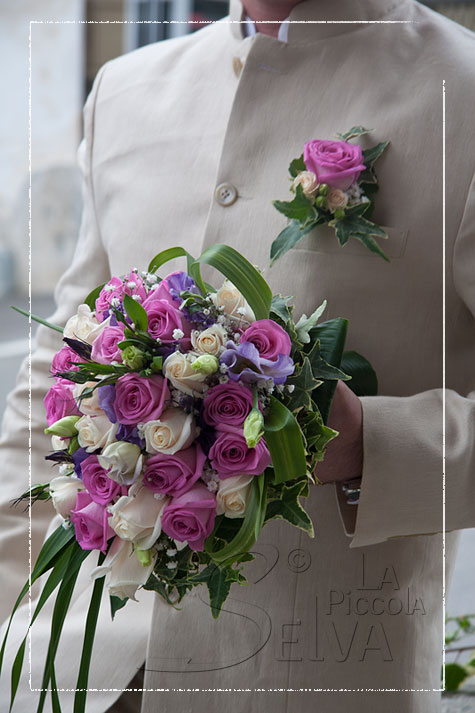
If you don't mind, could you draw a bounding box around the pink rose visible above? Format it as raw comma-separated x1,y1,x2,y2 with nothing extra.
95,272,148,321
51,345,83,378
161,483,216,551
70,491,114,552
203,382,254,428
209,425,271,478
44,382,81,426
143,445,206,498
241,319,291,360
114,373,170,425
303,139,366,191
141,293,190,344
90,324,125,364
81,454,123,505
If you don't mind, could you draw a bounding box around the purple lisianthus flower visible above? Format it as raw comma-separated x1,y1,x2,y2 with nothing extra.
220,341,294,385
98,384,117,423
166,271,199,299
116,423,144,448
72,447,91,479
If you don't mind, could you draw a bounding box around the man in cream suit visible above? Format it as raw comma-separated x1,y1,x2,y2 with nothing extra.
1,0,474,711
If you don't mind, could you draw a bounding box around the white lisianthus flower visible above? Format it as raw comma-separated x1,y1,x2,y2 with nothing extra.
163,351,208,397
191,324,228,356
75,414,118,453
63,304,110,345
326,187,349,213
90,536,157,602
108,481,169,550
211,280,255,323
73,382,105,417
291,170,319,198
49,475,85,518
216,474,254,518
98,441,143,486
140,408,196,455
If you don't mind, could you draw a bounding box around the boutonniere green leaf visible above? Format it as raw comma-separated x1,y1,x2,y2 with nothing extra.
270,127,390,265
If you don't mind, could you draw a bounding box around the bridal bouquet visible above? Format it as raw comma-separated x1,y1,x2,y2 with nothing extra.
2,244,375,712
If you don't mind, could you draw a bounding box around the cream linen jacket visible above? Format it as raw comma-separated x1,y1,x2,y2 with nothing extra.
1,1,474,711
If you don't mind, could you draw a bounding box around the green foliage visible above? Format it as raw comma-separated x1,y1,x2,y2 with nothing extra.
123,293,148,331
306,318,348,423
265,480,314,535
286,357,322,411
10,305,63,334
270,219,316,266
84,283,105,312
264,396,307,483
288,154,306,177
335,126,373,142
341,351,378,396
272,184,315,222
444,662,471,692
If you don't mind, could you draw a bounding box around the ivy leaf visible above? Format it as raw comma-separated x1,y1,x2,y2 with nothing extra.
270,294,294,325
335,126,372,142
444,662,470,691
330,215,389,261
300,408,339,462
306,340,351,381
286,357,322,411
270,220,315,266
288,154,306,178
362,141,389,170
272,184,315,222
265,480,314,536
294,300,327,344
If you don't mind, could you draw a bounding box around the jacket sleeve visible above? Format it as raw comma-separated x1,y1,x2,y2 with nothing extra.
334,170,475,548
0,62,111,619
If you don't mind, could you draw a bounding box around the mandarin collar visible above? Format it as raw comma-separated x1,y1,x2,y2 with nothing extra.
229,0,408,44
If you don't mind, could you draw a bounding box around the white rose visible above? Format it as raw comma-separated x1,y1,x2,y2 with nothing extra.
140,407,196,455
163,351,208,397
90,536,157,602
49,475,85,518
98,441,143,486
291,170,319,198
73,382,104,416
63,304,110,345
75,414,118,453
108,481,169,550
216,475,254,518
211,280,255,324
191,324,228,356
326,187,348,213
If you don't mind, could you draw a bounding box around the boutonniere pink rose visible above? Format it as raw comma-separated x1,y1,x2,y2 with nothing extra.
270,126,390,264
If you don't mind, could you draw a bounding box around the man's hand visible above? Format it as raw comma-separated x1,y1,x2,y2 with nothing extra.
314,380,363,484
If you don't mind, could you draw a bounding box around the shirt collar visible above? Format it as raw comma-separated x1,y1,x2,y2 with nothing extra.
244,14,290,43
230,0,406,44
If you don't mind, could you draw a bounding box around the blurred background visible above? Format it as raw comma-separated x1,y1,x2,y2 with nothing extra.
0,1,474,706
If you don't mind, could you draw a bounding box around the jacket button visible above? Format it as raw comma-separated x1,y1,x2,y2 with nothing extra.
215,183,238,207
232,56,243,77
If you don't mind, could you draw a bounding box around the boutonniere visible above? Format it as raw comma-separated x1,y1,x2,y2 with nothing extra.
270,126,390,265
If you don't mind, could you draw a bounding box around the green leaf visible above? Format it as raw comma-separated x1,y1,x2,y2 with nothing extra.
335,126,372,142
301,407,338,460
306,318,348,423
207,473,268,567
73,554,106,713
330,214,389,262
194,243,272,321
192,564,233,619
272,184,314,222
444,662,469,691
289,154,306,178
270,294,294,325
362,141,389,170
122,293,148,331
110,595,128,620
341,350,378,396
294,300,327,344
147,246,195,274
265,480,314,536
264,396,307,483
306,340,351,381
270,220,315,266
286,357,322,411
0,525,74,680
84,283,105,312
10,306,63,334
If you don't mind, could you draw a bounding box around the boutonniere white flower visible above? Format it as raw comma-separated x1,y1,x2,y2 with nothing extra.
270,126,390,265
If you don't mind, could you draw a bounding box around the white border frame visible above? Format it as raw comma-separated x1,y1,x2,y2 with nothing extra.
27,16,446,696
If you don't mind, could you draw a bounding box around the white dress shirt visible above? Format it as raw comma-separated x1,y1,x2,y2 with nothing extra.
244,14,290,42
